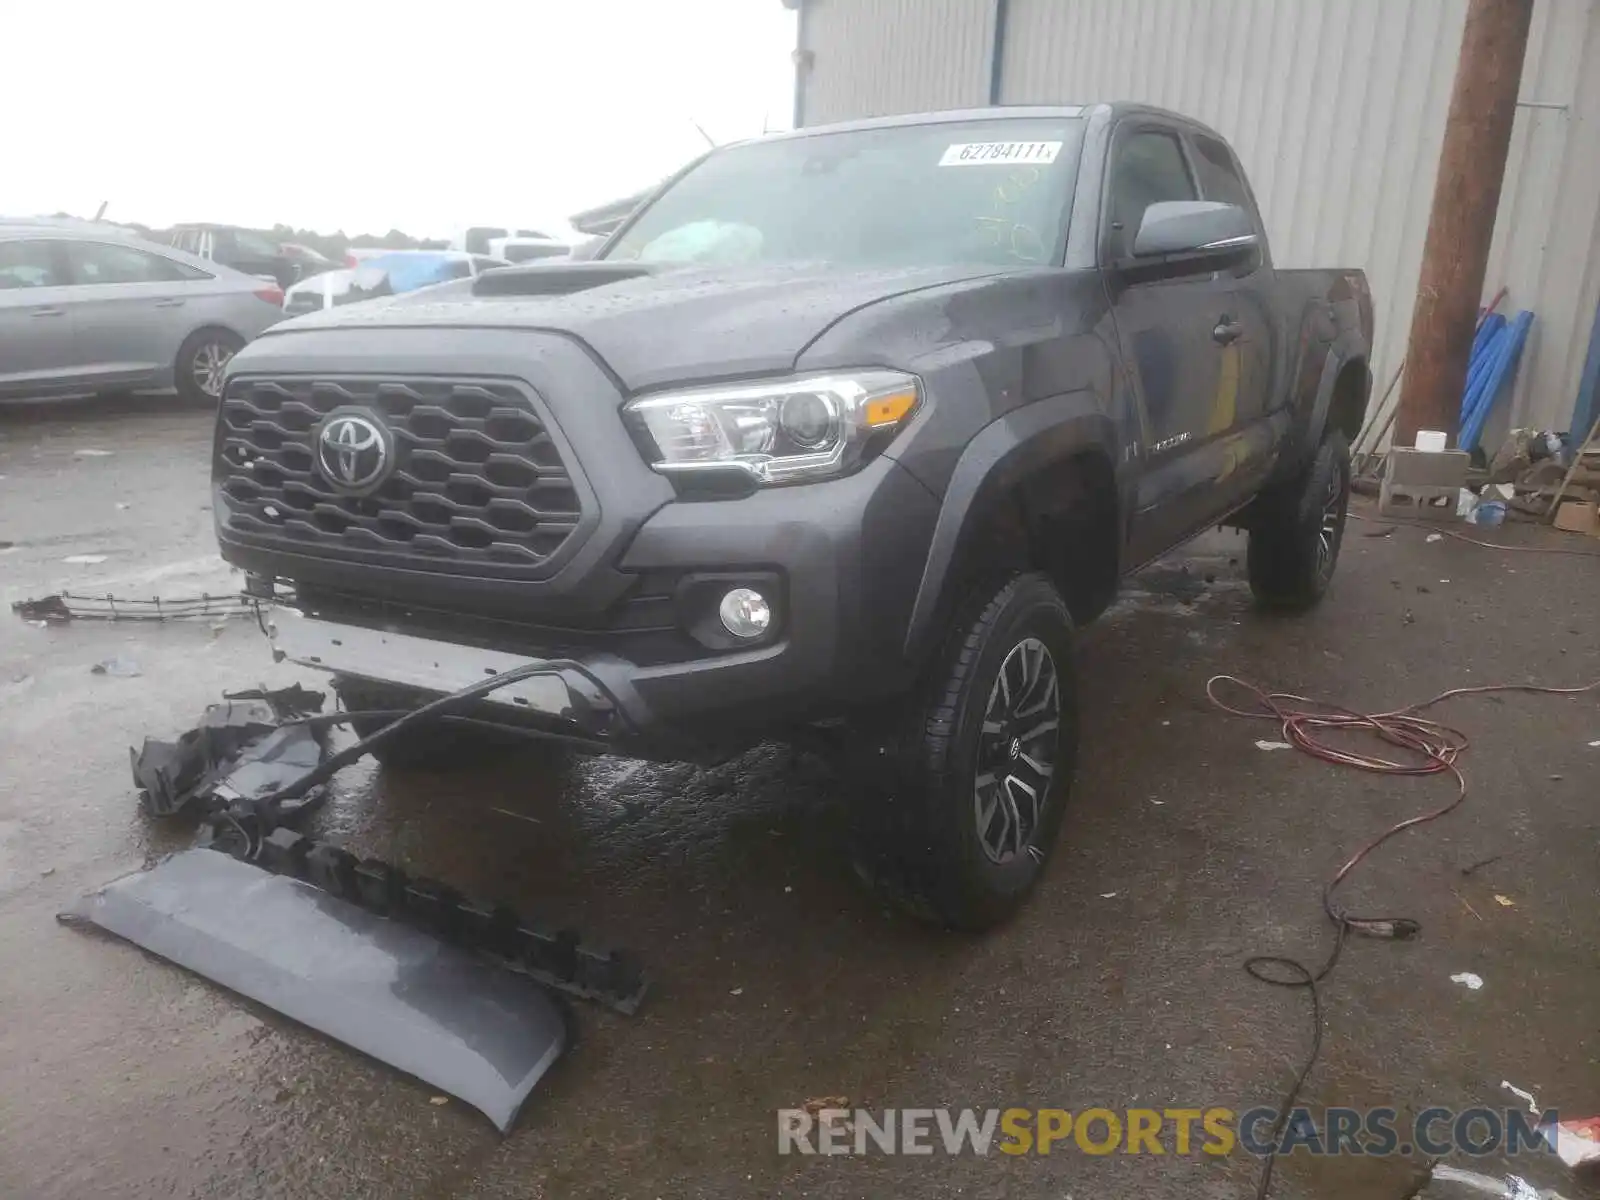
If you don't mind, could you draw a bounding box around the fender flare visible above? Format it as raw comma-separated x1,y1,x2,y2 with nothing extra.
901,391,1118,662
1304,338,1371,453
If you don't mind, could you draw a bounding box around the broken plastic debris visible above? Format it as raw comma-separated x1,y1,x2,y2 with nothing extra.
1542,1114,1600,1171
429,1095,449,1106
1099,891,1119,899
1430,1165,1554,1199
1255,740,1294,751
62,554,108,565
74,448,113,457
729,987,744,996
91,655,141,678
130,686,328,818
12,591,251,624
1588,740,1600,749
1426,533,1444,543
1450,971,1485,990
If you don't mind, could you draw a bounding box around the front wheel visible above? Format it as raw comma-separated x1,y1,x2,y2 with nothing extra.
175,328,243,404
1247,430,1351,610
860,573,1079,931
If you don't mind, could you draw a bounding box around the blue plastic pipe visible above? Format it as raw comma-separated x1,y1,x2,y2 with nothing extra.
1459,310,1534,451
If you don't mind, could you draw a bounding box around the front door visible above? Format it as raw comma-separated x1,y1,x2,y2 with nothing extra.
1102,125,1242,564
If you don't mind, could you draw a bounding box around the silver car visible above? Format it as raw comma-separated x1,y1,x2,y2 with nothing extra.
0,226,284,403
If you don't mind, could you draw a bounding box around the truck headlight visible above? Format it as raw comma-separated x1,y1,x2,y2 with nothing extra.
624,370,920,485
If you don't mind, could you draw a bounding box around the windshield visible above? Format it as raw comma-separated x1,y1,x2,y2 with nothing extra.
604,118,1083,270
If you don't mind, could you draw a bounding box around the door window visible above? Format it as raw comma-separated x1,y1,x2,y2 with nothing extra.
1106,130,1196,260
0,239,69,288
70,241,208,285
1191,133,1257,218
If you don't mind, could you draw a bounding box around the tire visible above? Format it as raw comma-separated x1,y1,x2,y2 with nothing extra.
1247,429,1351,611
861,573,1079,931
175,328,244,404
334,678,567,773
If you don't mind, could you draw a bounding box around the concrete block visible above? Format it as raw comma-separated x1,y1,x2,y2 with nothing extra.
1381,448,1469,518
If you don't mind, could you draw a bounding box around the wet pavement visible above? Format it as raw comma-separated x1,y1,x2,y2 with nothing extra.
2,397,1597,1200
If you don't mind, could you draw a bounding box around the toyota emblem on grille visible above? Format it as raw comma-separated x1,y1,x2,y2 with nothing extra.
316,410,393,493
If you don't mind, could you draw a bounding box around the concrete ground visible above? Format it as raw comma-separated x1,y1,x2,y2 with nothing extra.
1,397,1596,1200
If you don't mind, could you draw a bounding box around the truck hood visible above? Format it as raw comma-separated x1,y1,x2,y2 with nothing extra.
260,262,1004,391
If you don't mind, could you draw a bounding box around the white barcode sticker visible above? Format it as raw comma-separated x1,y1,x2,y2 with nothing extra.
939,140,1062,167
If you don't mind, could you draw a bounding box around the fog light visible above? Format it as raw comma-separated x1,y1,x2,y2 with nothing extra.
718,587,771,639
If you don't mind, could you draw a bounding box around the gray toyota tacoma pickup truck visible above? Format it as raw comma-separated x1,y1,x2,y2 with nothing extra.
214,104,1372,929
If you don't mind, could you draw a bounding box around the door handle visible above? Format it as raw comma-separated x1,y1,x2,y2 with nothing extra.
154,298,187,308
1213,317,1244,345
30,307,65,317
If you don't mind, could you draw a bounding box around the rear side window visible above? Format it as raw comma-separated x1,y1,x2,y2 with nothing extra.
233,231,281,256
1106,129,1196,258
1191,133,1256,215
0,239,68,288
71,241,208,284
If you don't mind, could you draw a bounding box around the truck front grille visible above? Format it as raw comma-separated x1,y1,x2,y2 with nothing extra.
217,377,585,576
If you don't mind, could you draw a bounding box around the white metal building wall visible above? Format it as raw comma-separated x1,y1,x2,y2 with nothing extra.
797,0,994,127
797,0,1600,435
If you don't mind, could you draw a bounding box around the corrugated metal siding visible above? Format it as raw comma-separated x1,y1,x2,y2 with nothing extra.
799,0,1600,435
798,0,993,126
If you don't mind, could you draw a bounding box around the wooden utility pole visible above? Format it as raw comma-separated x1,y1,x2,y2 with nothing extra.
1395,0,1534,449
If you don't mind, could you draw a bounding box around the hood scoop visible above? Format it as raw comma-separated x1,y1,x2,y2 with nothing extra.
473,261,655,299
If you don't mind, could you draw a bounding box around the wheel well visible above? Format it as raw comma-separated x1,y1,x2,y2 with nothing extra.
953,452,1120,626
1327,358,1369,444
177,323,245,359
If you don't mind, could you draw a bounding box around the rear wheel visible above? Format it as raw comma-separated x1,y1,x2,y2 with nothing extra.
1247,430,1351,610
175,328,243,404
858,573,1078,930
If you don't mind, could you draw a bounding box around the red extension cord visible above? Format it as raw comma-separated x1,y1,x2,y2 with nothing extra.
1206,673,1600,1198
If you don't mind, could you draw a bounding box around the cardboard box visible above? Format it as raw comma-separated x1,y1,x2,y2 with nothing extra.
1553,499,1600,536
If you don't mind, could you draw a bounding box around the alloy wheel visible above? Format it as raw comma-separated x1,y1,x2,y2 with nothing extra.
192,341,235,399
1316,463,1347,581
973,636,1060,864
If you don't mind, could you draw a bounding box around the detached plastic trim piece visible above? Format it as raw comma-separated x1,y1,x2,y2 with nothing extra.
66,849,567,1132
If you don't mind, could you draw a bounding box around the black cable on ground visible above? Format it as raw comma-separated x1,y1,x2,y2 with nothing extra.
254,658,628,809
289,709,616,755
1348,509,1600,557
1207,673,1600,1199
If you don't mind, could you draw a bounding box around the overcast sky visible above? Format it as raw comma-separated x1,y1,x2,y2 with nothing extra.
3,0,796,238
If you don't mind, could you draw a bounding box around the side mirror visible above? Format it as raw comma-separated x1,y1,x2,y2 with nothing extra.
1130,202,1259,274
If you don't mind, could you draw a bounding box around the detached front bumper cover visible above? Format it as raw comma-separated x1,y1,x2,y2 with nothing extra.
66,849,568,1132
